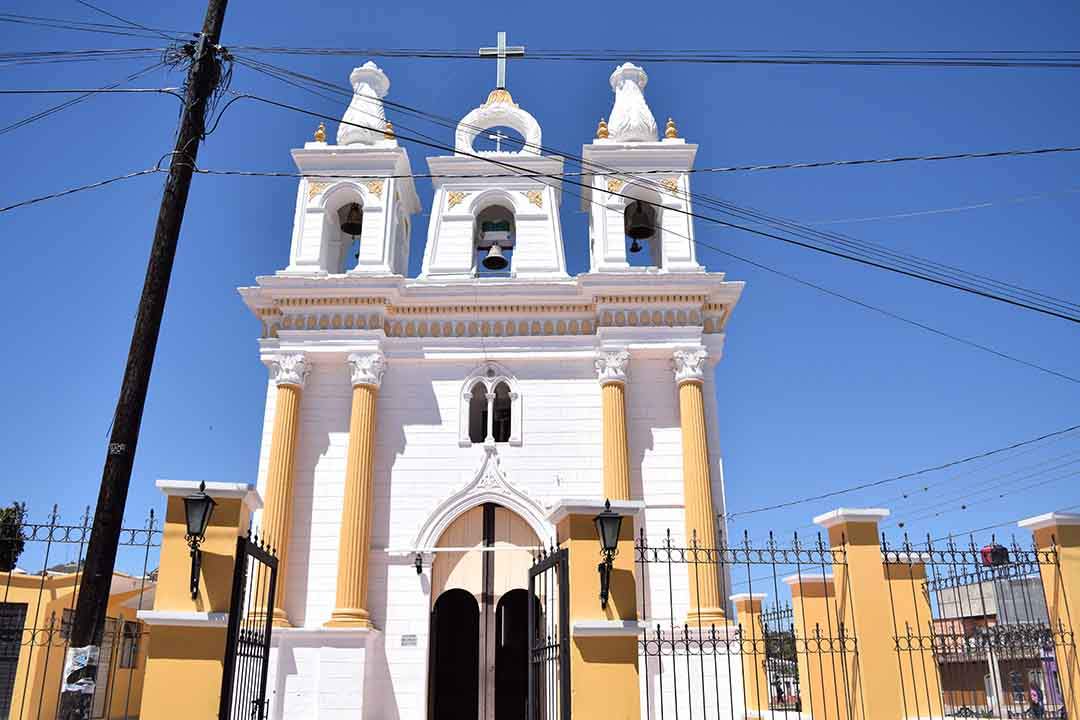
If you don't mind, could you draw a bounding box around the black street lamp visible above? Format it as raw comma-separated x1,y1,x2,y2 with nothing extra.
593,499,623,610
183,481,217,599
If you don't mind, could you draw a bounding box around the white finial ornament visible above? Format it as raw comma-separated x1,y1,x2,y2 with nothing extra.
338,61,391,146
606,63,658,143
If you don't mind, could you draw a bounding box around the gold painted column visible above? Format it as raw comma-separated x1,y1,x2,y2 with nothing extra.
1019,511,1080,719
595,349,631,501
262,353,310,628
673,348,726,625
327,351,386,628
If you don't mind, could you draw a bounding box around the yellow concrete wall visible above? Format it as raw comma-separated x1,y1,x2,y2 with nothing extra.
0,573,150,720
556,511,641,720
732,594,769,713
1031,522,1080,718
789,578,846,720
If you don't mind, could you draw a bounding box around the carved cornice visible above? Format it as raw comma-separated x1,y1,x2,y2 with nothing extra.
673,348,708,386
595,349,630,386
268,353,311,388
347,351,386,388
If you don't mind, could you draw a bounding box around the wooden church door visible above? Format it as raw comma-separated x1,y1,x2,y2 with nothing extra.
429,503,539,720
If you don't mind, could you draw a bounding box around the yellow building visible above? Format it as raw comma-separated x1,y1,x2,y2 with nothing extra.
0,569,154,720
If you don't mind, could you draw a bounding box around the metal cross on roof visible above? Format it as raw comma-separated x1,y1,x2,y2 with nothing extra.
478,31,525,90
487,130,509,152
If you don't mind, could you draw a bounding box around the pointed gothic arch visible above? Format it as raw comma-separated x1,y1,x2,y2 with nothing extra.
411,447,551,552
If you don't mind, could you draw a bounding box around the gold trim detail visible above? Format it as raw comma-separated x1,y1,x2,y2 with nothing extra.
314,122,326,142
383,120,395,139
483,88,517,106
307,181,330,200
665,117,679,139
447,191,467,210
366,180,384,198
596,118,609,139
607,178,624,193
661,177,679,193
525,190,543,208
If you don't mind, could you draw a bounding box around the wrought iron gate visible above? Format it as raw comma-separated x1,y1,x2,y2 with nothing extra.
527,547,569,720
219,531,278,720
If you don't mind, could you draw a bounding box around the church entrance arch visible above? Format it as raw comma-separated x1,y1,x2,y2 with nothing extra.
427,503,540,720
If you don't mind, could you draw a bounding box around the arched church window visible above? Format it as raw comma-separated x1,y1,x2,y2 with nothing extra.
624,198,660,267
492,382,512,443
475,204,515,276
468,383,488,443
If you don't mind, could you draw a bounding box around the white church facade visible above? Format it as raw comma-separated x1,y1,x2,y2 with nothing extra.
238,49,743,720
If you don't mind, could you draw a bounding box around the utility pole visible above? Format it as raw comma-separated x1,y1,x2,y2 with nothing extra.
58,0,229,717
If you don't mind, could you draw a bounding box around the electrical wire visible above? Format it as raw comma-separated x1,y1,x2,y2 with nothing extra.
811,188,1080,225
0,168,160,214
72,0,183,43
0,12,186,41
229,87,1080,325
230,56,1080,321
0,48,167,67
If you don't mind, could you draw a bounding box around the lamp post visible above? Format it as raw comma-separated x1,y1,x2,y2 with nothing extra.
593,499,623,609
183,481,217,599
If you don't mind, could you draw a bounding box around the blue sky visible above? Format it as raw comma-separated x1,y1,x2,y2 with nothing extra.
1,0,1078,564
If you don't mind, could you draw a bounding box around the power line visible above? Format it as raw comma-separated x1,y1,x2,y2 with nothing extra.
72,0,182,42
724,424,1080,519
0,48,167,67
0,63,167,136
229,57,1080,321
811,187,1080,225
233,89,1080,325
0,12,187,41
0,168,160,213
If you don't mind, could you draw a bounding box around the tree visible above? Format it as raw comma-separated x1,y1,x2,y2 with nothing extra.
0,502,27,572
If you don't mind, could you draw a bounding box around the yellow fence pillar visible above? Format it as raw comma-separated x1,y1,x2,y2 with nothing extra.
261,353,310,627
596,349,632,501
785,573,844,720
673,348,725,625
731,593,769,713
814,507,902,720
1019,511,1080,718
549,499,645,720
883,555,945,718
327,351,385,628
138,480,261,720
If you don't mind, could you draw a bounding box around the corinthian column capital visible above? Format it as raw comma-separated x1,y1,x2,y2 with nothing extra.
347,351,386,388
672,348,708,386
268,353,311,388
595,349,630,386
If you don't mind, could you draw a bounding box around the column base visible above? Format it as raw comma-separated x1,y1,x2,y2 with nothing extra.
684,607,727,628
324,608,373,629
271,607,294,628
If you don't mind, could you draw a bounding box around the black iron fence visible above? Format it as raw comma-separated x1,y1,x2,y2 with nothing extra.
219,531,278,720
884,533,1075,720
528,546,569,720
0,505,159,720
636,529,856,719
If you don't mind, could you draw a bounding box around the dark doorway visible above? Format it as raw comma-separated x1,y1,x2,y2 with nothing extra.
428,589,480,720
494,590,531,720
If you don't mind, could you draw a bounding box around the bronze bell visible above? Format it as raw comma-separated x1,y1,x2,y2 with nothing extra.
481,244,509,271
338,203,363,237
629,238,643,254
624,200,655,241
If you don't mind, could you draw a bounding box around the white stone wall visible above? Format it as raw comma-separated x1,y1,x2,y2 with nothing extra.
255,348,727,719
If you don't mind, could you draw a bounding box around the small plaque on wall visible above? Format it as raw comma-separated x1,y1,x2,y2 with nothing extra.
401,634,418,647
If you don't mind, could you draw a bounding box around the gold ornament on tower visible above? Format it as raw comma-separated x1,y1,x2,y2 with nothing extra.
596,118,609,139
384,120,395,138
314,122,326,142
665,117,678,139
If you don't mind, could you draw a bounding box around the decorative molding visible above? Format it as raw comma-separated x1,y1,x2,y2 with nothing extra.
672,348,708,385
660,177,679,193
447,191,467,210
607,62,658,142
268,353,311,388
347,351,386,388
137,610,228,628
412,446,551,550
307,181,330,200
606,178,625,194
455,94,541,156
595,349,630,385
524,190,543,208
459,362,522,447
154,480,262,512
812,507,890,529
276,296,389,307
338,62,390,146
365,180,384,199
572,620,647,637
